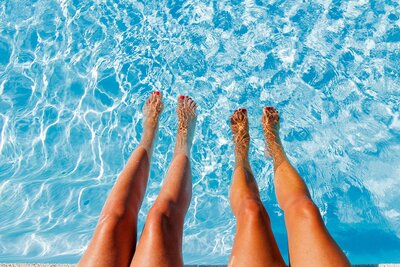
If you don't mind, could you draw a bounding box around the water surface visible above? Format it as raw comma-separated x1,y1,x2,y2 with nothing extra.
0,0,400,264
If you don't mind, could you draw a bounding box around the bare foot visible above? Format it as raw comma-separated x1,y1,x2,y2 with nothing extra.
262,106,286,168
140,91,163,153
230,108,250,163
143,91,163,129
175,95,197,155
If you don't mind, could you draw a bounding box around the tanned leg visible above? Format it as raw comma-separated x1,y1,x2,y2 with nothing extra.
228,108,285,267
78,92,163,267
262,106,350,267
130,96,197,267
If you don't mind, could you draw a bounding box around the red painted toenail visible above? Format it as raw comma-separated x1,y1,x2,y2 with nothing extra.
185,96,188,98
179,95,184,99
155,91,160,95
243,109,247,113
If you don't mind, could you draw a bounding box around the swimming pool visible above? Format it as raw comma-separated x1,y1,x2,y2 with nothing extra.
0,0,399,264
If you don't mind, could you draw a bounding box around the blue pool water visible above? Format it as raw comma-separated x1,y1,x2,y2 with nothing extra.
0,0,400,264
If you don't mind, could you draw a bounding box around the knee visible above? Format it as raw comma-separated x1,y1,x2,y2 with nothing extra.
146,200,179,231
237,198,270,224
285,197,321,221
97,203,134,231
96,213,125,237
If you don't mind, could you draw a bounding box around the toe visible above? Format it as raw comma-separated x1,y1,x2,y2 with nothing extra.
178,95,185,106
230,116,235,126
241,108,247,118
156,97,163,111
234,109,241,117
186,96,192,107
231,110,238,122
187,96,197,111
183,96,189,108
147,93,154,104
154,91,162,100
231,111,239,124
237,111,243,121
189,98,196,110
238,109,247,121
151,92,158,102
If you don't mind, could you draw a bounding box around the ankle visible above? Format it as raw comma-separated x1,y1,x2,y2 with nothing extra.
235,155,250,169
174,135,191,156
272,150,287,170
139,140,153,155
139,130,157,152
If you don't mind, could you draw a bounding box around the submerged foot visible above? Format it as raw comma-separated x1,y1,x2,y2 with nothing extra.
262,106,285,167
140,91,163,152
143,91,163,130
230,108,250,162
175,95,197,155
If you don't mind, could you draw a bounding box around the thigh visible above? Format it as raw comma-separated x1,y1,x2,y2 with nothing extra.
130,204,184,267
229,199,286,267
284,197,350,267
78,214,137,267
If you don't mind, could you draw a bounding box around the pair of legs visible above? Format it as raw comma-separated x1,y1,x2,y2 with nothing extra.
78,92,350,267
78,92,197,267
229,107,351,267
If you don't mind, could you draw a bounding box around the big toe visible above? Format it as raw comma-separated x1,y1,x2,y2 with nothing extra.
178,95,185,107
154,91,161,99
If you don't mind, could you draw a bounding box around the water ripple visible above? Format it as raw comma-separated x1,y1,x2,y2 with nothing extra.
0,0,400,264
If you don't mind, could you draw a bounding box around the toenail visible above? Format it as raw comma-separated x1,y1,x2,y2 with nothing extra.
179,95,184,99
155,91,160,95
243,109,247,113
